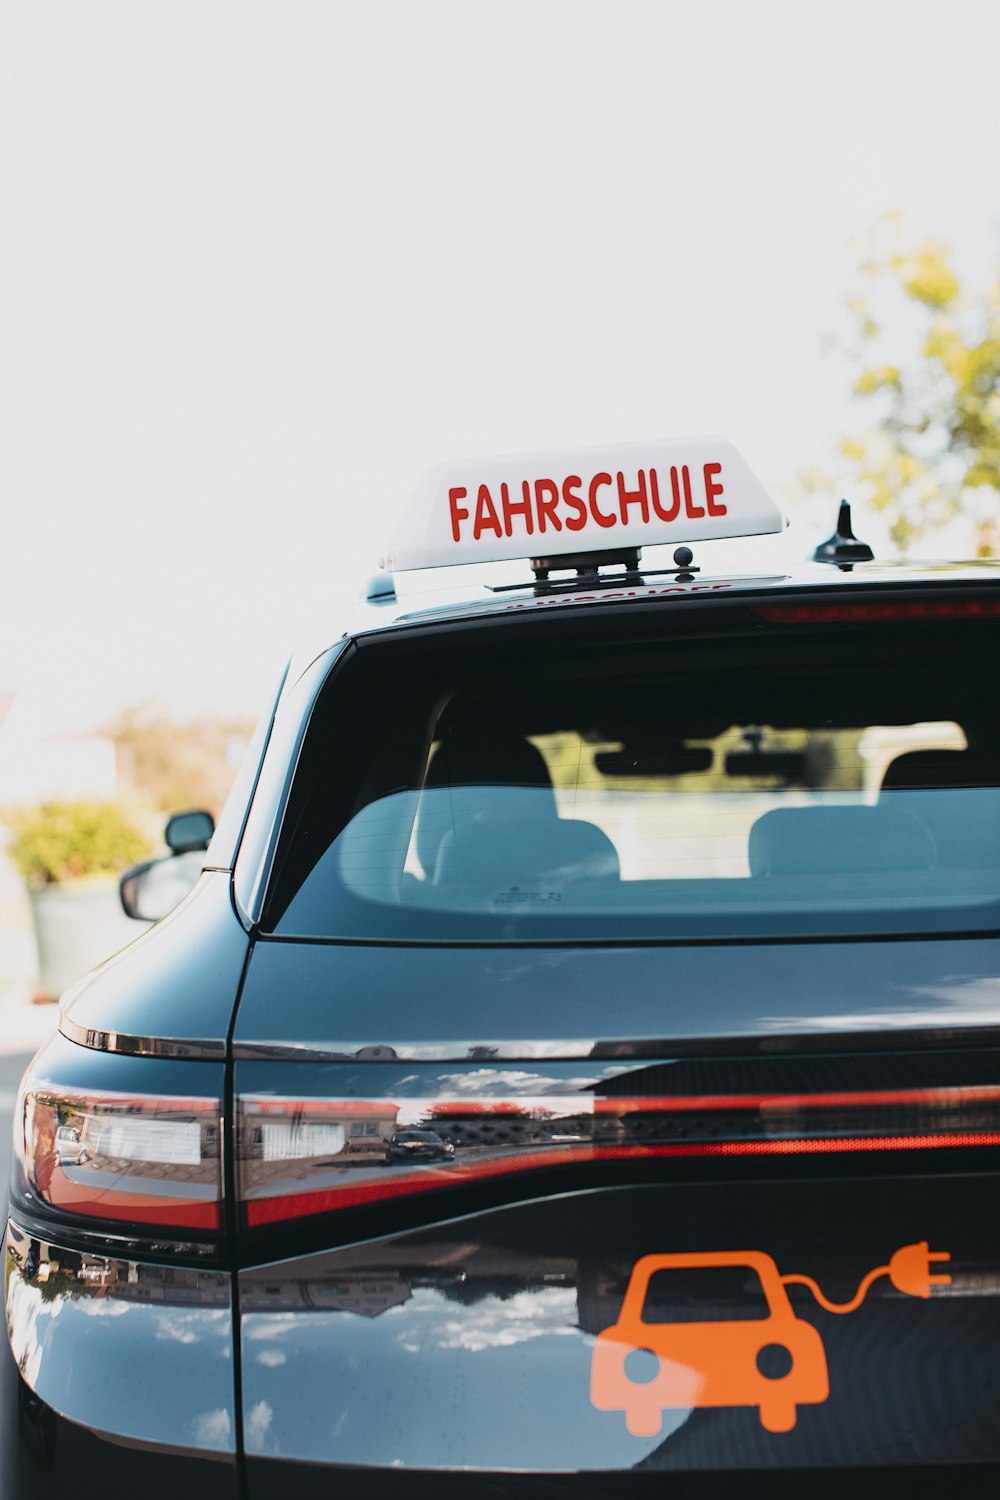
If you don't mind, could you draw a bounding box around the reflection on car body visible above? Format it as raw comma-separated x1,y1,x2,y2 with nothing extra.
385,1129,455,1164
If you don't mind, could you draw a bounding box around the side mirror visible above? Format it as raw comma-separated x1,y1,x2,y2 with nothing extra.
165,809,215,854
120,850,207,922
120,809,216,921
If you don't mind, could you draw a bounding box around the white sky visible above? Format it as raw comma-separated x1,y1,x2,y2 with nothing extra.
2,0,999,730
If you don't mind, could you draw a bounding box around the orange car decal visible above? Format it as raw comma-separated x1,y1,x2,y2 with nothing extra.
590,1242,950,1435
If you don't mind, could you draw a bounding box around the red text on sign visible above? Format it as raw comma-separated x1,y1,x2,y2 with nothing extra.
449,463,727,546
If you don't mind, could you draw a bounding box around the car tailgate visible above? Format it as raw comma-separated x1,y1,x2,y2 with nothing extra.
231,937,1000,1484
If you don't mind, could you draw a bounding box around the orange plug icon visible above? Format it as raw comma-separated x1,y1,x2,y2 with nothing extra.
591,1242,950,1436
887,1241,952,1299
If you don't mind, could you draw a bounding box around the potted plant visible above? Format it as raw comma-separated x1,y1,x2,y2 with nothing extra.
6,801,152,1002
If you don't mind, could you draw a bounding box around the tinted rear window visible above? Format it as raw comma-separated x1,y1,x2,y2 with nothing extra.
262,606,1000,941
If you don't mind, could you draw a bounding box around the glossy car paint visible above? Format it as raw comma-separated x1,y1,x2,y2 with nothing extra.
0,1336,240,1500
7,562,1000,1496
5,1229,235,1459
59,872,248,1058
238,1176,1000,1474
231,933,1000,1061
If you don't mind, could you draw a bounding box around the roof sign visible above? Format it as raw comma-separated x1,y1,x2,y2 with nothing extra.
383,437,785,572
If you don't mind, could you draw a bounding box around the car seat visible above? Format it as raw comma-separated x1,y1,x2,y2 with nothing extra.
415,736,559,880
748,804,937,877
879,748,1000,870
433,802,620,897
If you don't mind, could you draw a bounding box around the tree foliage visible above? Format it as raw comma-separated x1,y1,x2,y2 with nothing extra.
7,801,152,885
837,219,1000,554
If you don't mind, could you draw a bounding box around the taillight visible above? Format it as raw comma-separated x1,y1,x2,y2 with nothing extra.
237,1085,1000,1229
15,1080,222,1232
754,598,1000,624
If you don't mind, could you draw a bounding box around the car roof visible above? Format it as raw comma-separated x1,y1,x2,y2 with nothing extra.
367,556,1000,628
284,555,1000,691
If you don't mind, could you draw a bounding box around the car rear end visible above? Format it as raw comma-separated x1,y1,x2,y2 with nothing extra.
8,573,1000,1497
229,579,1000,1494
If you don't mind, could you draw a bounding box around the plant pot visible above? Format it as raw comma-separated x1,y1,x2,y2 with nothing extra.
28,881,140,1003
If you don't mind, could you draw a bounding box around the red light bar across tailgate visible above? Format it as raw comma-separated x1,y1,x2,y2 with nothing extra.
755,599,1000,625
238,1087,1000,1229
246,1132,1000,1227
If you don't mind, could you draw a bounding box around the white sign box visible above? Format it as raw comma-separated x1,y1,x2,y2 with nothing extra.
383,437,785,572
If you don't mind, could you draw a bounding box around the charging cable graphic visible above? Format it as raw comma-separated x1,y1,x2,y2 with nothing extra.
780,1240,951,1313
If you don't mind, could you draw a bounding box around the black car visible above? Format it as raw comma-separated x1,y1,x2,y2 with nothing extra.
4,440,1000,1499
385,1130,455,1164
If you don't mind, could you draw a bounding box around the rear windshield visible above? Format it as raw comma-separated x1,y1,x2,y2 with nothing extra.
263,606,1000,942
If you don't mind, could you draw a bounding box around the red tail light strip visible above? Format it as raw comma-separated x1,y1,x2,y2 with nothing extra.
593,1086,1000,1114
245,1099,398,1116
40,1175,222,1230
755,599,1000,625
245,1132,1000,1227
239,1085,1000,1228
417,1086,1000,1120
19,1084,222,1232
419,1085,1000,1119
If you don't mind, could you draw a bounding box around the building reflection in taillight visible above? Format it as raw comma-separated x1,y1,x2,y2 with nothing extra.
16,1082,222,1232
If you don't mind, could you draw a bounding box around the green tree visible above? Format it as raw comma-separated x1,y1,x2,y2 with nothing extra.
835,219,1000,555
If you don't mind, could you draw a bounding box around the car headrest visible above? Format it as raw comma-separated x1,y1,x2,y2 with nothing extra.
434,810,620,893
749,805,937,877
416,738,557,877
880,749,997,791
